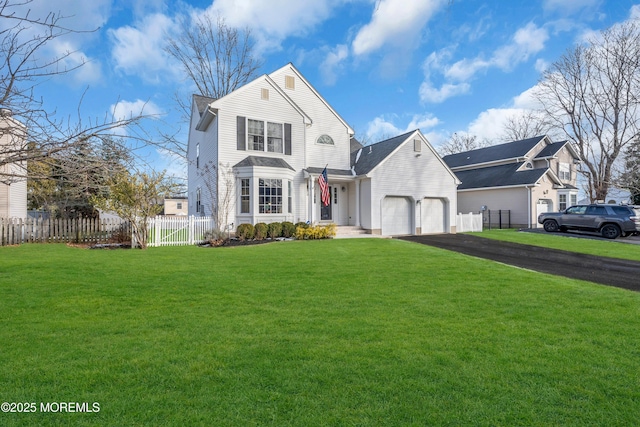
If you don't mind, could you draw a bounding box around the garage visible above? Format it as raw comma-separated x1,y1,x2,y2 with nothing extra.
421,198,446,234
382,196,413,235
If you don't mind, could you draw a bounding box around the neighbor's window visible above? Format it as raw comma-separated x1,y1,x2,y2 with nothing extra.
559,194,567,211
248,119,265,151
570,194,577,207
240,178,250,214
259,179,282,214
559,163,571,180
196,143,200,169
177,202,182,210
267,122,283,152
196,187,202,214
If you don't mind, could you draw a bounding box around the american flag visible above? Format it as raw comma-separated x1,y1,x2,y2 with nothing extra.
318,167,330,207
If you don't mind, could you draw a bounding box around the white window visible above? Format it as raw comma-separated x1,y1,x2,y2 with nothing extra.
570,194,577,207
240,178,250,214
196,143,200,169
559,194,567,211
259,179,282,214
196,187,202,214
248,119,264,151
316,134,334,145
247,119,284,153
288,180,292,214
267,122,283,152
559,163,571,181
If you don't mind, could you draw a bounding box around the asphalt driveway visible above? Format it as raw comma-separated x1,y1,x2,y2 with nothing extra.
398,233,640,292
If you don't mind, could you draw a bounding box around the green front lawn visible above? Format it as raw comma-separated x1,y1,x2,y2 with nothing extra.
1,240,639,426
475,229,640,261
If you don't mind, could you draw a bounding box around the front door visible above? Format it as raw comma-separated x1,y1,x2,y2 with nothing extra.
321,186,332,220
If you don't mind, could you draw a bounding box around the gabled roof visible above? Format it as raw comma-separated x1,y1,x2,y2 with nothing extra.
443,135,547,169
193,94,216,116
233,156,295,170
350,137,364,153
454,162,552,190
534,140,580,160
351,131,413,175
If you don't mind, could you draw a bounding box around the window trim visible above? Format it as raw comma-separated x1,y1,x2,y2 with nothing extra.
240,178,251,214
246,118,285,154
258,178,283,214
316,134,334,145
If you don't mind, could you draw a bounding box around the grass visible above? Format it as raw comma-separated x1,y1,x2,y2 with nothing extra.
1,239,640,426
474,229,640,261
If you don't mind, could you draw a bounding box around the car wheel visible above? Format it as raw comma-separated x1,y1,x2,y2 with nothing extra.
601,224,621,239
543,220,559,232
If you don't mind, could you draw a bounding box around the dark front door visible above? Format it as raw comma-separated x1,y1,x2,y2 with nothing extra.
321,186,332,220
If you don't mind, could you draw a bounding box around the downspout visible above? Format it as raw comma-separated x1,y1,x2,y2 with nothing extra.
526,185,532,229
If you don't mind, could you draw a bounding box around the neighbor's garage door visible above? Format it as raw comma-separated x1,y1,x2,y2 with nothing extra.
382,196,413,236
422,198,446,234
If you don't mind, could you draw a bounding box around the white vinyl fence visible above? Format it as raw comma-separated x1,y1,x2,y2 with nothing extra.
147,215,216,247
456,212,483,232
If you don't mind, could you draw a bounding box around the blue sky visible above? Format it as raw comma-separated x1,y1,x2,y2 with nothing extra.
10,0,640,179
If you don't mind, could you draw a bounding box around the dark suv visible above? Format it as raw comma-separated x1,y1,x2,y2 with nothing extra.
538,204,640,239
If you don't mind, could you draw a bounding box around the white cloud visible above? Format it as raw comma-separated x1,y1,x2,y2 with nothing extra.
365,113,440,142
419,81,470,103
419,22,548,104
352,0,446,56
543,0,599,15
632,5,640,20
111,99,163,121
467,108,520,141
320,44,349,86
50,40,102,85
109,13,180,83
207,0,338,52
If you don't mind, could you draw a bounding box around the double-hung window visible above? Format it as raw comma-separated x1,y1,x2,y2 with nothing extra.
559,194,567,211
248,119,264,151
267,122,283,152
259,179,282,214
240,179,250,213
559,163,571,181
247,119,284,153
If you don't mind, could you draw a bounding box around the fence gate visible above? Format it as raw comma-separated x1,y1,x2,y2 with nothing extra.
147,216,215,247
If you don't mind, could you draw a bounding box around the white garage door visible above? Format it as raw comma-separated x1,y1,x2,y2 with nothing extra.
382,196,413,236
422,198,446,234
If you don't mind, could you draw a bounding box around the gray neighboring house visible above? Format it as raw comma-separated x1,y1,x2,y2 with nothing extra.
443,135,581,228
187,63,460,235
0,109,27,219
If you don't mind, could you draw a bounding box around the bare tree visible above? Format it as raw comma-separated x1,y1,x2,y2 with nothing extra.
499,110,558,142
535,20,640,202
618,136,640,204
165,13,262,127
438,132,489,156
199,160,236,236
0,0,151,182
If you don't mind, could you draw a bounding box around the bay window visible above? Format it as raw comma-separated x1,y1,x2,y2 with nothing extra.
259,179,283,213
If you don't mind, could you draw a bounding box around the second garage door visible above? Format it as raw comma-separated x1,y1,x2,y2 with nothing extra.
422,198,446,234
382,196,413,235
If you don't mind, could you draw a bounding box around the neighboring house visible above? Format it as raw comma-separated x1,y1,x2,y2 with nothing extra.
188,63,460,235
0,109,27,219
442,135,581,228
162,197,188,215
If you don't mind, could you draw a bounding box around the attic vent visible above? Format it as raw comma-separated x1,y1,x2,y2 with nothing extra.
285,75,295,90
525,162,533,169
261,88,269,100
414,139,421,152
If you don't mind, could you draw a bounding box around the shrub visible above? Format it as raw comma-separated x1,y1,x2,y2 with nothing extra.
254,222,268,240
236,223,255,241
281,221,296,238
267,222,283,239
295,223,337,240
295,221,310,230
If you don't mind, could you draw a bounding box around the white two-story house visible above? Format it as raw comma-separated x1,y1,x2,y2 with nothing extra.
0,109,27,219
187,63,459,236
